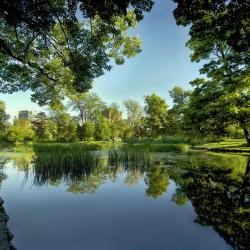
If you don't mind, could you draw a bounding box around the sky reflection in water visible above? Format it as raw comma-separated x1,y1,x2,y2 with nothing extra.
0,150,249,250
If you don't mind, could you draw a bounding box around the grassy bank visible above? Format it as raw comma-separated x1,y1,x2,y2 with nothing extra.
33,142,190,153
125,136,191,145
193,139,250,153
124,136,190,153
4,139,250,154
123,143,190,153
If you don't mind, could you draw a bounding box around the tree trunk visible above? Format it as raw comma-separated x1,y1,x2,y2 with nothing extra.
243,127,250,145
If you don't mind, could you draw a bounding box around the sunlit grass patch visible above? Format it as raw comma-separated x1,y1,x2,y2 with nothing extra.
194,139,250,152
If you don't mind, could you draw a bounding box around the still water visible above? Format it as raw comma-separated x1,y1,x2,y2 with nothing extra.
0,147,249,250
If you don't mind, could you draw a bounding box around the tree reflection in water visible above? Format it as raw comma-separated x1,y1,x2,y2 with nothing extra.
145,166,169,198
169,157,250,250
0,158,9,189
11,146,250,249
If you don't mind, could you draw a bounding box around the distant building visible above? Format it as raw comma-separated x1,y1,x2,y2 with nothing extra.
18,110,32,120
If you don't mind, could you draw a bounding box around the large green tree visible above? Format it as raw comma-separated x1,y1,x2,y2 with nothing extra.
7,119,35,142
49,108,77,141
144,94,168,136
169,86,191,132
173,0,250,53
174,0,250,143
69,93,105,124
94,117,111,141
123,99,144,137
103,103,123,139
0,1,154,105
144,94,177,136
185,76,250,143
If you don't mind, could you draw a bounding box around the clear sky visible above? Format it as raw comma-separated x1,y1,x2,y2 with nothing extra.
0,0,202,118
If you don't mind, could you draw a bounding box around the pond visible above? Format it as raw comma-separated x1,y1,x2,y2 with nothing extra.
0,145,249,250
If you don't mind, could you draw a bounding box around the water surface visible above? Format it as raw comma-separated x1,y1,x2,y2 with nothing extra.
0,148,249,250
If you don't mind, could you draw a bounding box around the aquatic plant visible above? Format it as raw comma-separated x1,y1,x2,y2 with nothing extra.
32,145,105,186
33,142,105,154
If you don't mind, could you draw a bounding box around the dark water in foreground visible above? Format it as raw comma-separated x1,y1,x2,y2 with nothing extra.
0,149,249,250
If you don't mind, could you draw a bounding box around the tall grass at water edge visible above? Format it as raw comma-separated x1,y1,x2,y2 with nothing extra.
125,136,191,145
33,142,108,154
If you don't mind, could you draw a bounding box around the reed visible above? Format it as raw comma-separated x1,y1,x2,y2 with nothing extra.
32,144,104,186
33,142,105,154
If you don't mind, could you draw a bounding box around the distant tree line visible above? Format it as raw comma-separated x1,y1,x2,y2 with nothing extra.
0,86,248,143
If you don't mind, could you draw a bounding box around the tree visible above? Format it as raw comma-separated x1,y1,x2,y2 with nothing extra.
0,101,9,140
32,112,47,140
32,112,58,141
7,119,35,142
43,118,58,141
49,109,77,141
118,120,134,140
94,117,111,141
103,103,123,139
173,0,250,53
123,99,144,137
82,122,95,140
184,79,228,137
0,1,153,105
179,29,250,142
103,103,122,124
144,94,170,137
69,92,106,140
185,76,250,143
169,87,191,117
174,0,250,143
168,86,191,133
69,93,106,124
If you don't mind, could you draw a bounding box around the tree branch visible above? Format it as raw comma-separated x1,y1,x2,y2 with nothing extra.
0,38,57,83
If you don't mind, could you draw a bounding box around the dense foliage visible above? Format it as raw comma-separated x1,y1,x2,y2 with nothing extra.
0,0,153,105
173,0,250,144
0,0,249,144
0,84,248,143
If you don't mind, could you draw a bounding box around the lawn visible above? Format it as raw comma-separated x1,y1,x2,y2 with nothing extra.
194,139,250,153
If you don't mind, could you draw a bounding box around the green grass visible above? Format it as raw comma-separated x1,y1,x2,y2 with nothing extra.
33,141,190,154
123,136,190,153
125,136,191,145
33,142,112,153
32,143,105,185
194,139,250,152
124,143,189,153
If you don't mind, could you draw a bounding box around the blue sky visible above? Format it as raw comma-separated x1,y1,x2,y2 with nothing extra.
0,0,202,118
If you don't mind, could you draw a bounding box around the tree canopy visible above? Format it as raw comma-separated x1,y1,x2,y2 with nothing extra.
174,0,250,144
0,0,154,105
173,0,250,53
